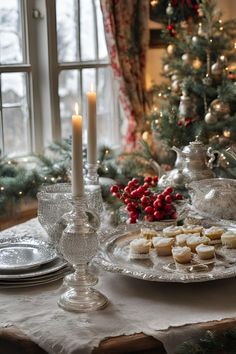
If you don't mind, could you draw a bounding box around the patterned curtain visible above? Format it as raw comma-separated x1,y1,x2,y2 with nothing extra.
100,0,149,147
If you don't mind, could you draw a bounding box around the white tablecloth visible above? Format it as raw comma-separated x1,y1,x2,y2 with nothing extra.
1,219,236,354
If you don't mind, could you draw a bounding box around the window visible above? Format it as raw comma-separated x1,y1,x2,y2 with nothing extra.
0,0,120,158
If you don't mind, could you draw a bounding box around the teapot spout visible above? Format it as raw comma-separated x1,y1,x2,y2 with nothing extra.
172,146,183,157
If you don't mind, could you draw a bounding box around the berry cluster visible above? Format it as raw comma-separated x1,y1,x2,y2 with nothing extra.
110,176,183,224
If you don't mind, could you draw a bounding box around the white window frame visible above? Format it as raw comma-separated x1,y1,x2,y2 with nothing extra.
0,0,119,157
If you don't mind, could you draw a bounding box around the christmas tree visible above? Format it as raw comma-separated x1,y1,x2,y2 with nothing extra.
149,0,236,152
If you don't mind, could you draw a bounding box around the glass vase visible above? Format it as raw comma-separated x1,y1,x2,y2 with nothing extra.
58,195,108,312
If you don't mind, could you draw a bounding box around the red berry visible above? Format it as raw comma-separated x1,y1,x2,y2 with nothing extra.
153,176,158,183
165,195,172,203
113,192,120,198
132,178,139,186
164,204,173,212
153,200,162,210
141,196,149,205
130,190,138,198
144,176,152,183
124,198,131,204
126,203,135,212
154,211,162,220
129,218,137,224
110,185,119,193
128,180,135,188
164,187,173,195
129,211,138,219
157,194,164,201
145,215,154,222
145,206,154,214
175,193,183,200
142,182,149,190
124,186,131,194
171,212,177,219
137,186,144,194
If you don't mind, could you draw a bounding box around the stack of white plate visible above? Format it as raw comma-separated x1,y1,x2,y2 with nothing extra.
0,236,71,288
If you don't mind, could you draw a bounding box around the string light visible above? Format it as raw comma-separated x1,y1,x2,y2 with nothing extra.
105,150,109,155
51,177,55,182
7,161,11,165
150,0,158,6
234,43,236,49
18,191,23,195
0,186,4,191
44,177,47,180
223,129,231,138
158,93,162,97
219,26,224,31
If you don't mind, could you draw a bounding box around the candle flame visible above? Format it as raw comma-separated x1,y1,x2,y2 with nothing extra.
75,102,79,115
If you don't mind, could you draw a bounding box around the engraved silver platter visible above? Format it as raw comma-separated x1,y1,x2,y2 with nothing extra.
95,228,236,283
0,236,58,271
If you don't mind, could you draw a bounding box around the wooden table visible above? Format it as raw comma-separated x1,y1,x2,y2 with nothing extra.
1,318,236,354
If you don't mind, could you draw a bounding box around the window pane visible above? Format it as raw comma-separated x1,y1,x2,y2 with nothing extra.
94,0,108,60
1,72,30,156
59,70,81,138
0,0,24,64
82,68,96,137
97,67,120,146
80,0,96,61
56,0,78,62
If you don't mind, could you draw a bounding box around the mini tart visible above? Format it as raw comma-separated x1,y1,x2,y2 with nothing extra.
172,246,192,264
152,237,174,256
221,231,236,249
175,233,191,247
163,226,183,238
129,238,151,258
182,225,203,235
141,228,157,240
203,226,224,240
196,243,215,260
186,234,209,252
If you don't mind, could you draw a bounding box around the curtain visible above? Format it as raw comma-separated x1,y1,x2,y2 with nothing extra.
100,0,149,148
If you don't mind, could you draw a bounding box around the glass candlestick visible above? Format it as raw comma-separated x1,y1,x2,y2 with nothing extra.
58,195,108,312
85,163,103,214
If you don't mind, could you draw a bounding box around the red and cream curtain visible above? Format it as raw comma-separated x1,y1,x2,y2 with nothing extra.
100,0,149,147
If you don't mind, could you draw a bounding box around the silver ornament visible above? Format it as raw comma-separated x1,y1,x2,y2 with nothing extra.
179,93,196,118
164,64,170,73
211,61,223,78
210,99,230,118
166,2,174,16
171,74,179,82
192,36,199,44
172,169,186,188
204,111,217,124
171,80,180,93
182,53,191,63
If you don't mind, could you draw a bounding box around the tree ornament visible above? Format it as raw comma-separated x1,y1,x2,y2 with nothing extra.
167,44,175,55
167,24,176,37
219,55,228,66
211,60,223,79
192,58,202,69
166,2,174,16
164,64,170,73
192,36,199,44
204,110,217,124
182,53,191,64
178,92,196,119
171,80,180,93
171,74,179,82
198,23,205,37
210,99,230,119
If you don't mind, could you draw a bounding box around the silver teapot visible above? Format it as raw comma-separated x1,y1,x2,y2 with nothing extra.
172,136,213,183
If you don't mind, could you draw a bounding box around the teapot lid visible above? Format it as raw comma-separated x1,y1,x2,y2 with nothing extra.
183,136,205,155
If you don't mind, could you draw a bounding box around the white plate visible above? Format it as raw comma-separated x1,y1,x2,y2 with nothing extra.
0,236,58,271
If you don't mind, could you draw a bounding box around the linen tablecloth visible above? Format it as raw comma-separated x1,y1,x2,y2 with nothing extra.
1,219,236,354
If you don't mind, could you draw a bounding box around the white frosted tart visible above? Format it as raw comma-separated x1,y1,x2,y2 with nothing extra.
141,228,157,240
153,237,174,256
175,233,192,247
129,238,151,259
221,231,236,249
196,243,215,260
186,234,209,252
182,225,203,234
203,226,224,240
172,246,192,264
163,226,183,238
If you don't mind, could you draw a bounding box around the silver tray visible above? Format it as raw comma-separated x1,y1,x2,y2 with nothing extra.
0,236,58,271
95,228,236,283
